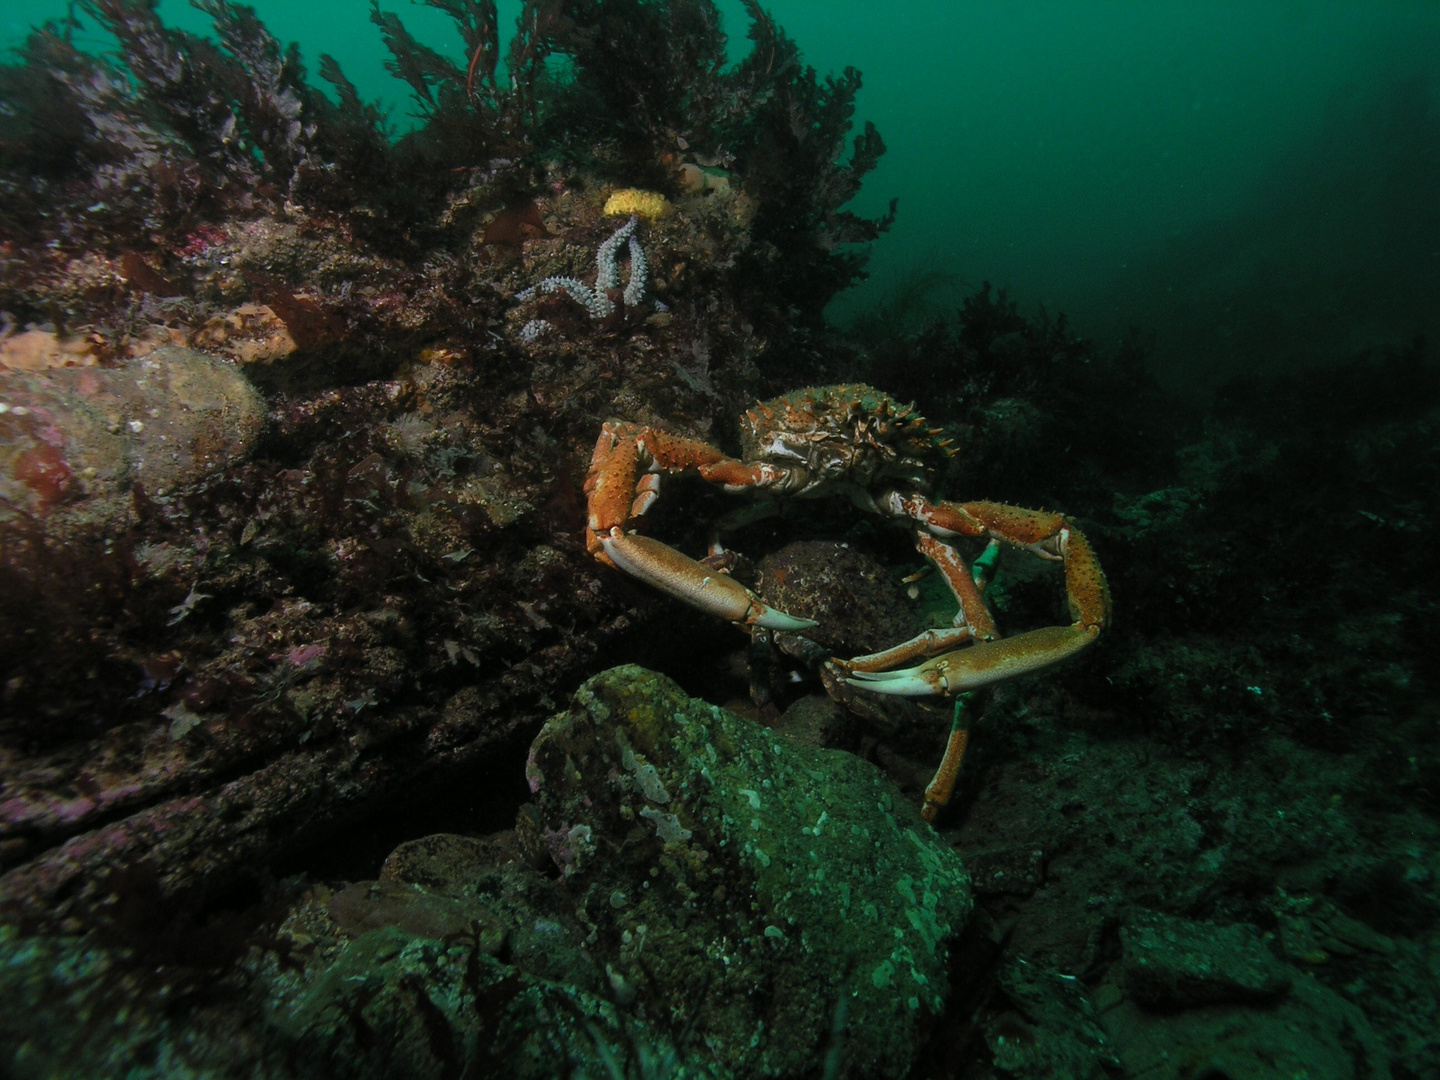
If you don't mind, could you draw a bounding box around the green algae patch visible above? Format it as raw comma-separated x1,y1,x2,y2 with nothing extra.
527,664,973,1078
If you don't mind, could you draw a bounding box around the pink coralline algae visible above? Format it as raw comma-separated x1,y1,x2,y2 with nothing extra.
286,644,327,668
13,444,72,508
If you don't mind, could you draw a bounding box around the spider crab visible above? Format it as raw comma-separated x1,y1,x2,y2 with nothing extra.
584,384,1111,821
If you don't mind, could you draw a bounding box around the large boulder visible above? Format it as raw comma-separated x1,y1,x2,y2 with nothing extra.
0,345,264,522
523,664,973,1078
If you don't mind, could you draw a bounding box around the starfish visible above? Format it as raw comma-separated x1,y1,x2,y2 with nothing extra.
515,215,648,321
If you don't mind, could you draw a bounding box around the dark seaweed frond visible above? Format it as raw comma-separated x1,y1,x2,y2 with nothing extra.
191,0,315,177
1,0,891,333
81,0,256,174
539,0,728,155
0,19,220,253
0,24,106,180
493,0,894,322
719,2,896,320
428,0,501,100
371,0,462,110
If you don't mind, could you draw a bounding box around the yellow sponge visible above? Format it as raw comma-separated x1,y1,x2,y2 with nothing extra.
603,188,671,220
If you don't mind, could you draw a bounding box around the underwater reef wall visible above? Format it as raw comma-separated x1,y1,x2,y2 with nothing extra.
0,0,894,919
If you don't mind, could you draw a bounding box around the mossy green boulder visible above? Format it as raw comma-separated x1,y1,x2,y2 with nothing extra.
526,664,973,1078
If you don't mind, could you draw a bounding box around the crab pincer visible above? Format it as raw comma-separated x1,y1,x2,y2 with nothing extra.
844,624,1100,696
600,530,817,631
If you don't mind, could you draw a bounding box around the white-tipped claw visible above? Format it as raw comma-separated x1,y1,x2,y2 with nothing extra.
846,666,941,697
757,607,820,631
848,626,1098,698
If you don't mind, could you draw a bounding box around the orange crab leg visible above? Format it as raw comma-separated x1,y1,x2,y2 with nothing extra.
584,424,643,565
586,424,778,553
850,494,1110,822
587,424,731,560
913,532,1000,641
838,627,979,673
585,423,815,630
923,499,1111,632
923,709,971,823
849,624,1097,822
600,531,815,630
848,625,1099,696
884,494,1111,634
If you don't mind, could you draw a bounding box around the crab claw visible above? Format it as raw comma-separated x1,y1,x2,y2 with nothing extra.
847,625,1098,696
600,531,817,631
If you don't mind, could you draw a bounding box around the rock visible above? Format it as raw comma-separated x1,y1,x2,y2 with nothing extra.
325,879,504,948
755,540,920,656
378,832,523,892
1120,910,1291,1008
0,668,970,1079
0,345,264,520
754,540,934,735
965,843,1050,898
1100,976,1393,1080
772,692,860,751
269,863,637,1080
525,664,973,1078
0,328,98,373
983,957,1120,1080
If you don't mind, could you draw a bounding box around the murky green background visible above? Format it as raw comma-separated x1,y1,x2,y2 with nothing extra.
6,2,1438,388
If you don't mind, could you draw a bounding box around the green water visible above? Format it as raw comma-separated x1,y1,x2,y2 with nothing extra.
6,1,1438,388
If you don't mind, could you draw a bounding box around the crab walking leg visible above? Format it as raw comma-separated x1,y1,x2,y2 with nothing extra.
585,423,648,566
600,531,816,631
586,422,801,561
587,423,735,565
586,421,817,629
922,704,973,823
889,495,1112,633
854,497,1109,695
839,627,980,674
913,533,1000,641
971,539,1002,593
828,530,999,680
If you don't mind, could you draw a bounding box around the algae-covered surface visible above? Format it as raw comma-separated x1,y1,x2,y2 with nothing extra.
0,667,970,1078
2,1,1438,1078
527,665,970,1076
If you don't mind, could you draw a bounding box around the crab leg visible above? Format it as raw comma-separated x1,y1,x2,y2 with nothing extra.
913,533,1000,640
922,707,972,823
848,495,1110,819
847,623,1095,822
586,422,786,561
851,496,1108,696
600,530,816,630
886,495,1111,632
847,624,1098,695
838,627,980,674
585,423,815,631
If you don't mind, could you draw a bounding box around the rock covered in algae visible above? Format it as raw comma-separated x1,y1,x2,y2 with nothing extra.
525,664,973,1077
0,667,970,1079
0,345,264,520
257,667,971,1079
1119,910,1291,1007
